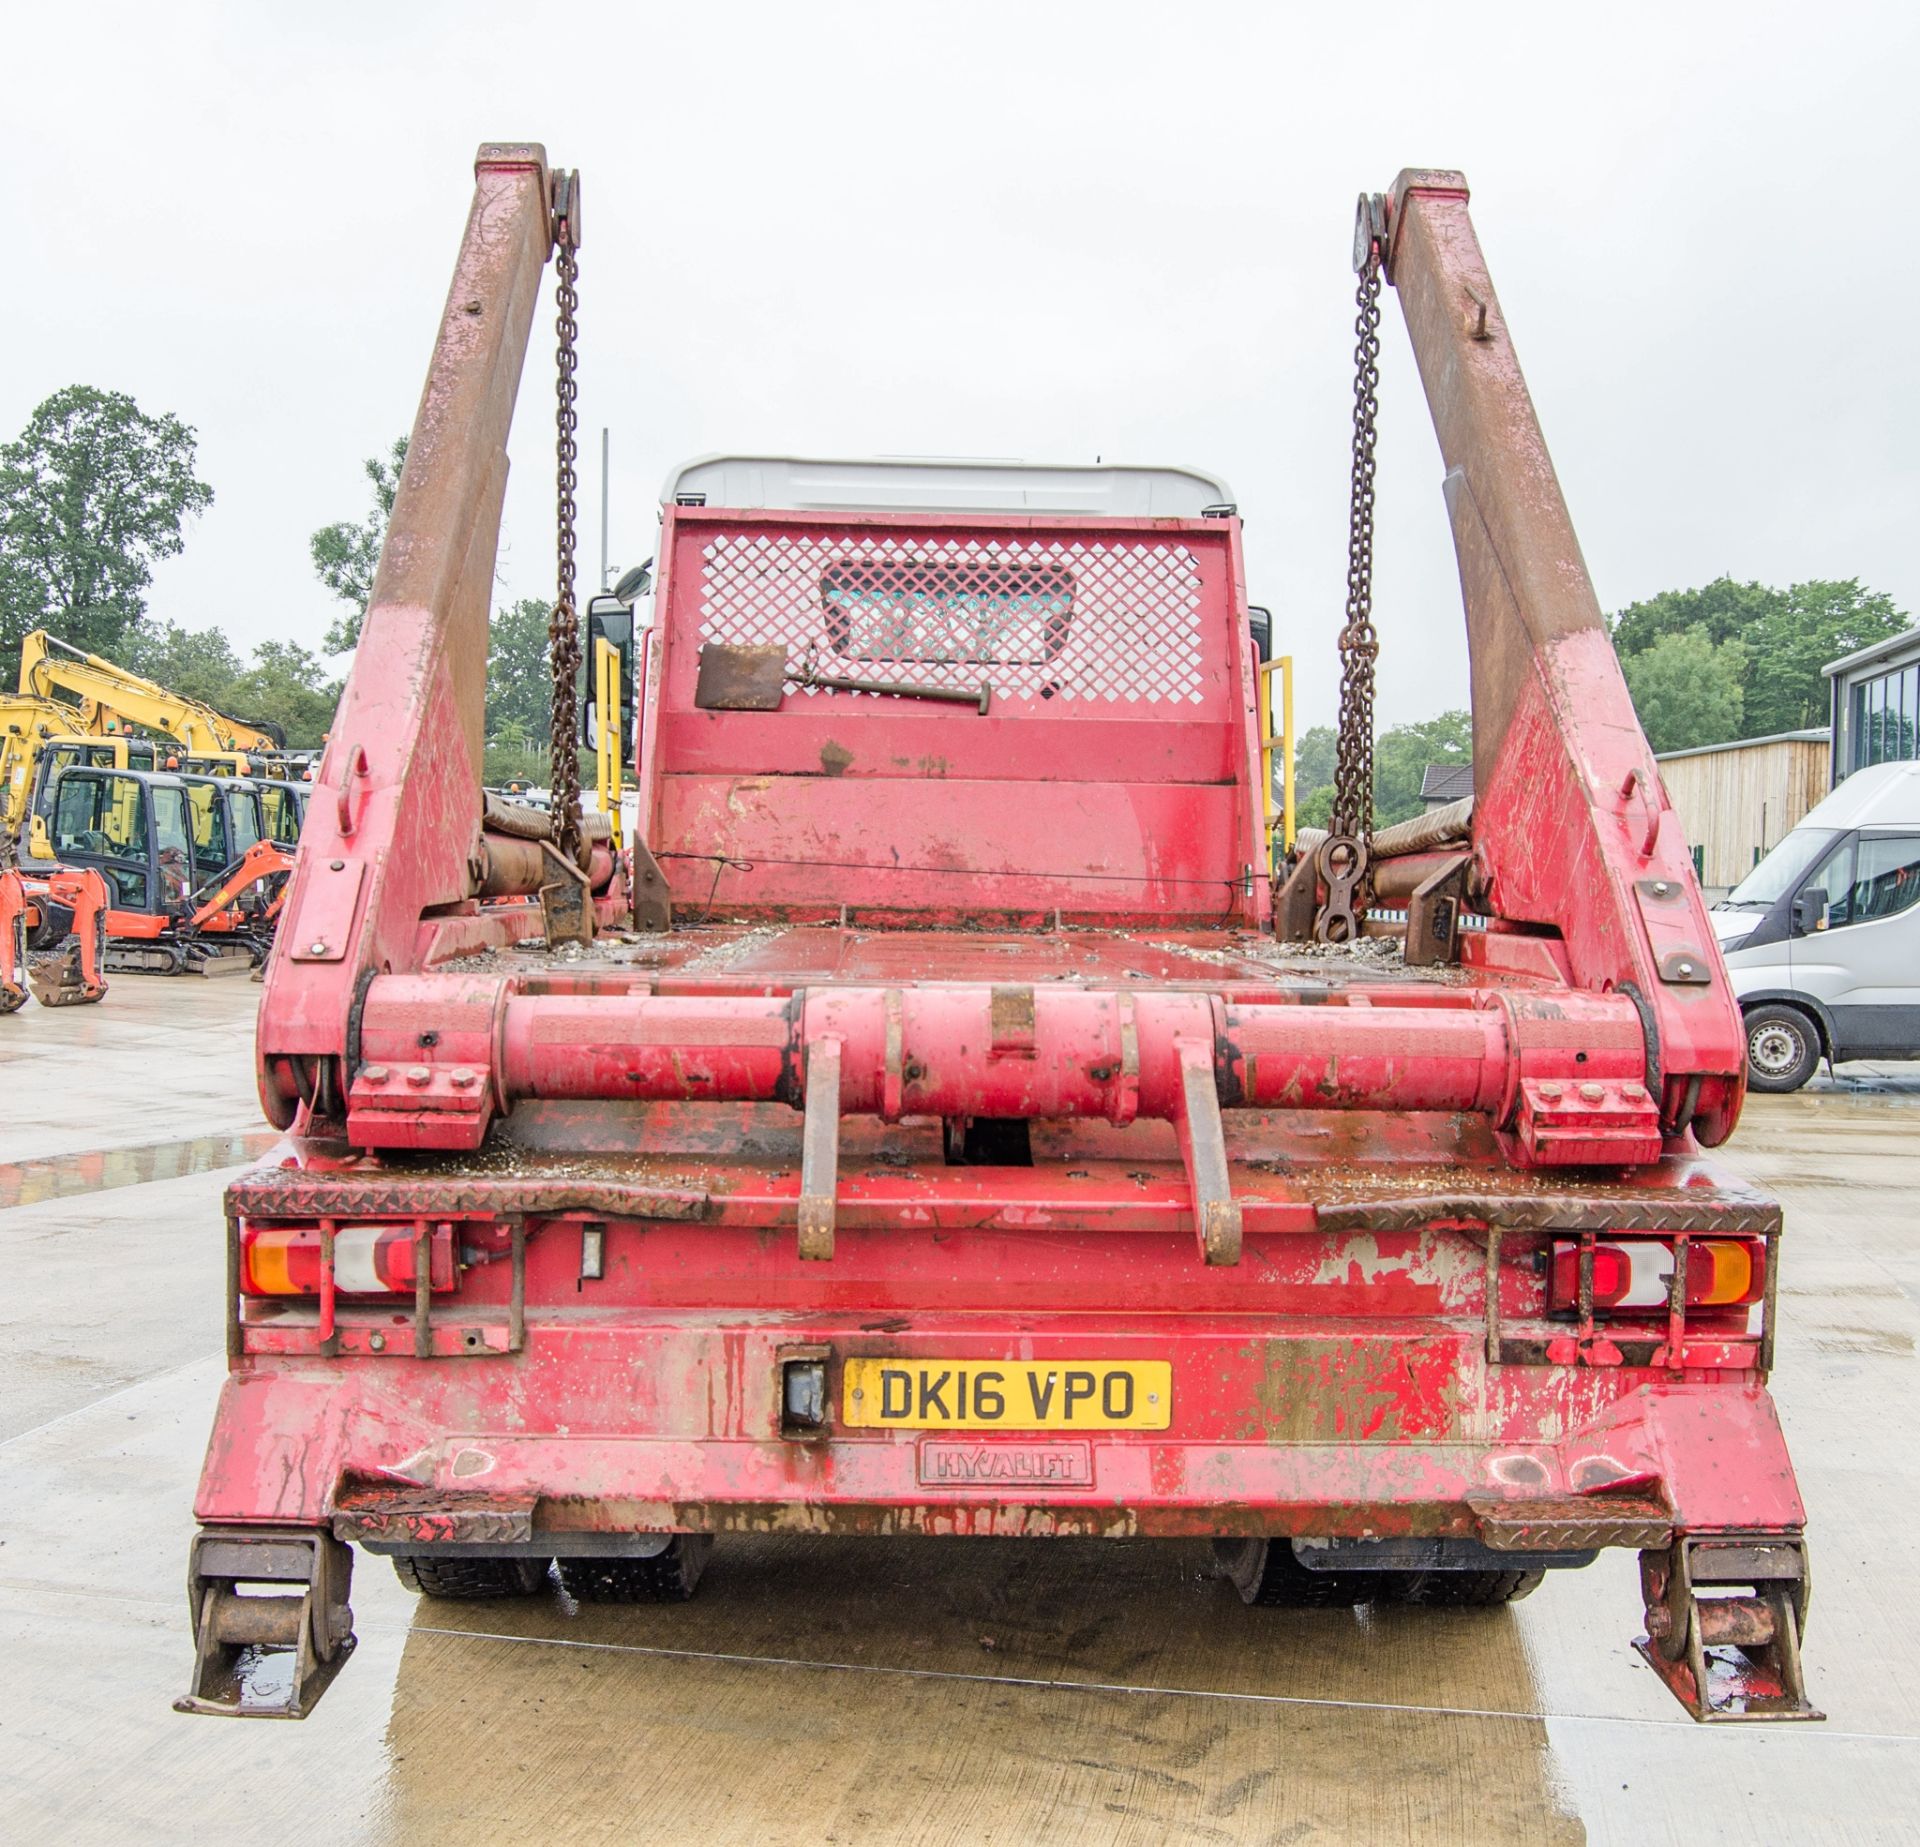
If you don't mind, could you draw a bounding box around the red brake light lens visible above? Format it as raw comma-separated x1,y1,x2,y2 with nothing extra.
241,1223,456,1296
1547,1238,1765,1314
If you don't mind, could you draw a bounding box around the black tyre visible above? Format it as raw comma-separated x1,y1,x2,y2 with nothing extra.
1744,1003,1822,1093
1381,1569,1544,1607
1212,1538,1382,1609
556,1536,713,1603
390,1554,552,1599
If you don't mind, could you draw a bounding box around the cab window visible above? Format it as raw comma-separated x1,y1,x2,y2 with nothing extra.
52,773,151,905
229,793,263,855
153,785,193,904
261,786,302,846
53,774,147,860
1802,833,1920,928
186,782,230,879
1841,835,1920,925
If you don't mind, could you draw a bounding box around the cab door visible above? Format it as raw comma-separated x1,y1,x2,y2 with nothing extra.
1788,830,1920,1058
28,742,90,855
49,771,158,912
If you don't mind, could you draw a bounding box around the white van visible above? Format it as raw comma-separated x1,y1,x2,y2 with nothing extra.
1709,759,1920,1090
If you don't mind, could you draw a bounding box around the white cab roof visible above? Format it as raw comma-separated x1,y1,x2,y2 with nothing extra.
1798,759,1920,831
662,455,1235,519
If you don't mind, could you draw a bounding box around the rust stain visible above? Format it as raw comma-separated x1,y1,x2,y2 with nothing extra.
1237,1336,1466,1443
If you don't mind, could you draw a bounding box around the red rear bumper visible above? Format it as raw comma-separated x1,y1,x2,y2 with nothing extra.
196,1311,1803,1548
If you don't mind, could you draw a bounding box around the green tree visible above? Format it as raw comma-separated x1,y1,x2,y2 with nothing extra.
1620,627,1748,754
1296,782,1334,830
1291,724,1336,801
311,436,407,654
120,620,339,750
487,596,556,743
1610,577,1778,657
123,620,245,707
1610,576,1908,741
1373,710,1472,826
0,385,214,662
1744,581,1907,735
231,640,343,749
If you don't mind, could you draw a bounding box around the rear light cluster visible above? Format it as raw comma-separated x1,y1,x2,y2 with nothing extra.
1546,1237,1765,1315
241,1223,456,1297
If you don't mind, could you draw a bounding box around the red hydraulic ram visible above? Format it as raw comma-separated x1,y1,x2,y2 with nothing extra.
345,975,1653,1155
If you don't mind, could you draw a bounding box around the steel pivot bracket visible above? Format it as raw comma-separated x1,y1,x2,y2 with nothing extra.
629,835,673,934
175,1526,356,1720
1271,847,1319,943
1172,1038,1242,1265
538,839,595,948
1635,1534,1822,1722
1405,851,1472,967
798,1034,842,1260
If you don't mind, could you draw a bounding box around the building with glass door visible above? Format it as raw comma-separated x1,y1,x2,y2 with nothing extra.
1827,625,1920,779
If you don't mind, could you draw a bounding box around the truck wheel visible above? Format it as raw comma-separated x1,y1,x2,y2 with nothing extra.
1744,1004,1822,1093
1382,1569,1544,1607
1212,1538,1381,1609
556,1536,713,1603
391,1554,552,1598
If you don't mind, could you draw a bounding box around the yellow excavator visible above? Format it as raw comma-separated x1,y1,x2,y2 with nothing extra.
18,629,284,766
15,630,289,857
2,693,161,850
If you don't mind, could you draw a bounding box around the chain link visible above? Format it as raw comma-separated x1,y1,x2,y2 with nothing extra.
1315,206,1384,944
547,186,584,866
1332,240,1382,849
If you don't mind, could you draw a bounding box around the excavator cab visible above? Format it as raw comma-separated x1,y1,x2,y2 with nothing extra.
46,766,268,975
24,735,161,862
256,780,308,850
48,767,195,914
179,775,277,919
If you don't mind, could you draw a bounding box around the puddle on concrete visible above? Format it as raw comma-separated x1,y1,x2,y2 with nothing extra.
0,1130,279,1211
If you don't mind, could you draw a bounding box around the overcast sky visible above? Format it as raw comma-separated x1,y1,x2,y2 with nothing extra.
4,0,1914,732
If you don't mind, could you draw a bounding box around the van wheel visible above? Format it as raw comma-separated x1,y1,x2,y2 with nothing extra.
1744,1004,1822,1093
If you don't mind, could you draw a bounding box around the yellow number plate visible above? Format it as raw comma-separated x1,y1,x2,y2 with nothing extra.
843,1359,1171,1430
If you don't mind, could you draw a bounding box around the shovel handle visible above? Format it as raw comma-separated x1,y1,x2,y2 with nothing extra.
798,652,991,715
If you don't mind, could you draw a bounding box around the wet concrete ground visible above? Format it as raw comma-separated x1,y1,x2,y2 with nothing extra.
2,979,1917,1842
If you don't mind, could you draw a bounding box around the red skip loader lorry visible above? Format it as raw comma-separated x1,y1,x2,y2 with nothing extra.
178,147,1817,1725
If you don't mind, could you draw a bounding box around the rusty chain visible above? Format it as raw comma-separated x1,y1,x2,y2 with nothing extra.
1317,193,1385,944
547,170,584,868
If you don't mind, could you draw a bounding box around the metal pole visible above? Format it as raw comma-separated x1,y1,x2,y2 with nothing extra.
600,426,610,591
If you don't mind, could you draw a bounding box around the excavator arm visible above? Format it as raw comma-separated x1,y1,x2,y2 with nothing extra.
0,865,110,1010
188,838,296,932
17,630,285,761
1,695,78,833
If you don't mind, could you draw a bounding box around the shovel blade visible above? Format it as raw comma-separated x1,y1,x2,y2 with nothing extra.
695,643,788,711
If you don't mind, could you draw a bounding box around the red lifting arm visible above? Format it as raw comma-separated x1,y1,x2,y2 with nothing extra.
256,145,579,1123
1378,170,1745,1145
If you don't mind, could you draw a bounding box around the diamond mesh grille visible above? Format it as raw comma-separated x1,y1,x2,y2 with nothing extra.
697,531,1208,704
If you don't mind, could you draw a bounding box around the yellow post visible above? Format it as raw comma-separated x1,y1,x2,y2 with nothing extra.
1280,653,1295,856
1257,655,1297,865
595,636,623,852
